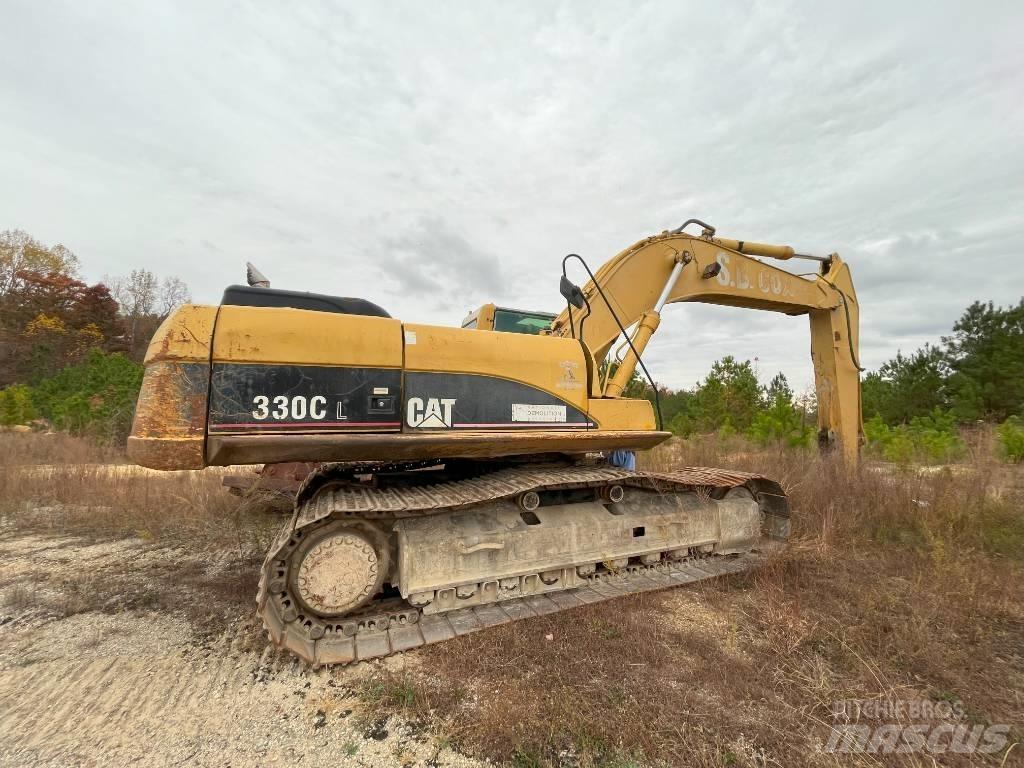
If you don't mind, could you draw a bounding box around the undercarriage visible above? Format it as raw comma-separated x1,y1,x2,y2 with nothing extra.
256,460,790,666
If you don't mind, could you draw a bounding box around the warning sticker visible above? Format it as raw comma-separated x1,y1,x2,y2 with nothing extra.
511,403,567,423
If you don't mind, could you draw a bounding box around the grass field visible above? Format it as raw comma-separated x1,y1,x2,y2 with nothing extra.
1,432,1021,767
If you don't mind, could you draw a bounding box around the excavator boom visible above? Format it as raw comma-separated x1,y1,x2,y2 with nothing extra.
551,224,862,460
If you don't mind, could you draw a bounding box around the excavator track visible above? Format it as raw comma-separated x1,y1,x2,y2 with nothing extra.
257,464,789,666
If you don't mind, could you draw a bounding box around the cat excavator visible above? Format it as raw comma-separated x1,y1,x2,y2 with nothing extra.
128,218,861,665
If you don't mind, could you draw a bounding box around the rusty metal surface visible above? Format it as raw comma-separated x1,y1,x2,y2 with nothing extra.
127,361,209,470
222,462,321,495
257,464,789,666
298,465,636,525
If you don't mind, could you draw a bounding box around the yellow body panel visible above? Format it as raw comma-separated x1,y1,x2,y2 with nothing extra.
144,304,217,363
403,323,590,414
587,398,656,431
131,307,216,469
461,303,496,330
212,305,403,367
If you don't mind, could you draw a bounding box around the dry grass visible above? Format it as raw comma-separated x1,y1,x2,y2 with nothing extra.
2,432,1021,765
0,432,277,550
0,432,280,640
0,430,125,466
363,438,1024,767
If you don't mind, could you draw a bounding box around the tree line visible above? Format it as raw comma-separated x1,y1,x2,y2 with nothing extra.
628,298,1023,461
1,226,1021,461
0,229,191,440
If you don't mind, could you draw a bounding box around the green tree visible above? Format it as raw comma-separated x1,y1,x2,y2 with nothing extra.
997,416,1024,463
764,372,793,404
861,345,948,424
660,388,696,435
943,300,1024,421
30,349,144,443
690,356,763,433
749,372,813,448
0,383,36,425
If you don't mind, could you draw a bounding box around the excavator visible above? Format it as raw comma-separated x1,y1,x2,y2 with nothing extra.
128,218,861,666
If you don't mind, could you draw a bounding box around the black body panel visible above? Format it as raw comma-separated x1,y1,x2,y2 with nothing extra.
403,372,592,429
208,363,402,432
221,285,391,318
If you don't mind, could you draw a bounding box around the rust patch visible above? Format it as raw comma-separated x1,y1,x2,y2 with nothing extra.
143,305,216,363
127,436,205,470
128,361,210,470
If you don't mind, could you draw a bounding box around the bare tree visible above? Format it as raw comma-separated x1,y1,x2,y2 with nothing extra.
158,276,191,318
106,269,192,360
109,269,158,319
107,269,160,358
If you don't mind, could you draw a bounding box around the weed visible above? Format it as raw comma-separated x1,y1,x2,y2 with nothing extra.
997,416,1024,462
511,748,542,768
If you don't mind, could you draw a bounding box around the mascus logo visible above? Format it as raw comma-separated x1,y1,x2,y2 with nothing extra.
407,397,456,428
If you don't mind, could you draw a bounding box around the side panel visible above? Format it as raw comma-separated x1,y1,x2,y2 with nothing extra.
212,305,403,367
128,305,217,470
403,323,589,412
403,372,592,430
402,323,591,431
209,308,404,436
209,364,401,434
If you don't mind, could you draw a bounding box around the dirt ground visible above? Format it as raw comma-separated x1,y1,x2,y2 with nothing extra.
1,434,1021,767
0,526,484,768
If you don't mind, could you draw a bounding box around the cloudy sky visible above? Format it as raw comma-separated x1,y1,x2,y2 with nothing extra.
3,1,1022,392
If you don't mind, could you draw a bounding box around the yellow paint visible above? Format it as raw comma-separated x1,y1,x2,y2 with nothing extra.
144,305,217,363
587,398,656,431
461,303,496,330
212,305,403,367
403,323,590,413
551,230,862,463
605,311,661,397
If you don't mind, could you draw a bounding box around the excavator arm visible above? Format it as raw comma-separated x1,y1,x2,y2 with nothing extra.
551,221,862,462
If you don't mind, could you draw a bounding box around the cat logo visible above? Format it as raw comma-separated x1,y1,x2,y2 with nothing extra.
406,397,457,428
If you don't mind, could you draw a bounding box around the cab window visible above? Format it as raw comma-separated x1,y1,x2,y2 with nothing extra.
493,309,554,335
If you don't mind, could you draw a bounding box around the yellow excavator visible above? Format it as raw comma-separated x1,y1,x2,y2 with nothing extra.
128,218,861,665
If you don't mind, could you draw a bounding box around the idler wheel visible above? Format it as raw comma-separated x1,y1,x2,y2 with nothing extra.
290,523,388,617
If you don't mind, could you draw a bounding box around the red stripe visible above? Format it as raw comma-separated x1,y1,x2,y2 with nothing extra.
210,421,400,429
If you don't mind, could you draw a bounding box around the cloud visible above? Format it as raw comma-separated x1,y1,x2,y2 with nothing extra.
0,1,1021,389
376,215,504,302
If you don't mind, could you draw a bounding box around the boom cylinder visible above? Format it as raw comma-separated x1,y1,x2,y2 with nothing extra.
712,237,829,263
605,257,684,397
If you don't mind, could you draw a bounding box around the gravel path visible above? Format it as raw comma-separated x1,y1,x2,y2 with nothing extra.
0,528,486,767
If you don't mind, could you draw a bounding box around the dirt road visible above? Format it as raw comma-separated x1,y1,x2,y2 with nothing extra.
0,527,483,767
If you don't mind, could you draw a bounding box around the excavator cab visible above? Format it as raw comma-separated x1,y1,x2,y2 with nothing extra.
461,303,555,334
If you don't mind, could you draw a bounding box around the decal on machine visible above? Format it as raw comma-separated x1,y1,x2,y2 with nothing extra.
403,372,594,430
407,397,457,428
511,403,567,423
715,251,798,298
207,363,401,432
